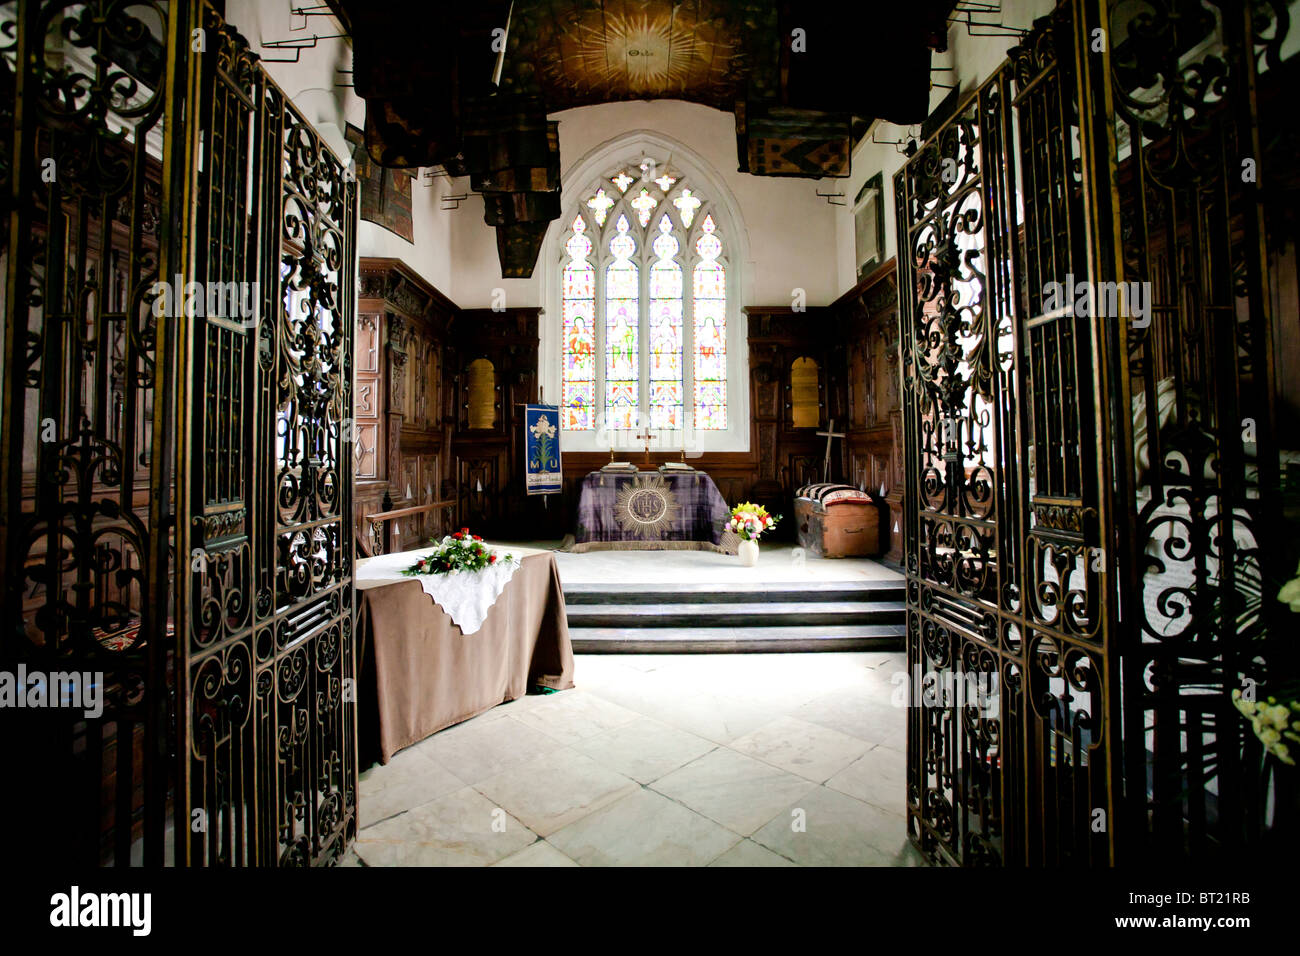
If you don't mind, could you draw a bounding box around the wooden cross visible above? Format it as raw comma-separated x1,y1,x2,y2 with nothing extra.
635,429,657,464
817,419,845,482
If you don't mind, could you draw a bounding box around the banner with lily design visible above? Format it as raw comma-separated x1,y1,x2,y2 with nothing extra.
525,404,562,494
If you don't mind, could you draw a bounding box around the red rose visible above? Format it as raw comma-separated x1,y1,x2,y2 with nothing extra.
489,554,497,564
473,535,482,541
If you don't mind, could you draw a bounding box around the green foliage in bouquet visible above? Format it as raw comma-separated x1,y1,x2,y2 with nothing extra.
727,502,780,541
402,529,513,575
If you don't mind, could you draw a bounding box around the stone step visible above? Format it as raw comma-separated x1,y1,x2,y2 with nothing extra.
570,624,905,654
562,580,904,605
566,600,905,628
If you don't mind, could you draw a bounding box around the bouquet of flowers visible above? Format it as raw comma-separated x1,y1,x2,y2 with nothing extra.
1226,560,1300,765
402,529,513,576
727,502,780,541
1233,687,1299,766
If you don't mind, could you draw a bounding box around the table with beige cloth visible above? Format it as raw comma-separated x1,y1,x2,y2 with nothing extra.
355,546,575,765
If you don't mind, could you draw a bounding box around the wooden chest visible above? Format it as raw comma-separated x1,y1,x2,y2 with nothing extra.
794,483,883,558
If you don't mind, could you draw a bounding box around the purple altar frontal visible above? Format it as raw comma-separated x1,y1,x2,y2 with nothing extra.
570,470,737,554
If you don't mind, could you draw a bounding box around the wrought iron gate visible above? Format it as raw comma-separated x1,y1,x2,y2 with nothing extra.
175,2,358,867
896,0,1290,865
1,0,357,866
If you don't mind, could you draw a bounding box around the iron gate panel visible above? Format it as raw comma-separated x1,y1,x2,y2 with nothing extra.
1,0,358,866
1106,0,1288,859
176,3,358,866
897,7,1120,867
898,0,1289,865
0,0,187,866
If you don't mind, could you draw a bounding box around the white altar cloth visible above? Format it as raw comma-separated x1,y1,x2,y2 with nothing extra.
355,543,537,635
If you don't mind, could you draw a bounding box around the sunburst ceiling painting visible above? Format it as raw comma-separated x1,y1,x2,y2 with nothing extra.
508,2,759,109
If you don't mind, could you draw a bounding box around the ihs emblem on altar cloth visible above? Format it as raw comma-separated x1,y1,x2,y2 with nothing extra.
614,474,679,539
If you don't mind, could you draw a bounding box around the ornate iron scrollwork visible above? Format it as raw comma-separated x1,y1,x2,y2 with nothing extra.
178,5,357,866
898,0,1287,867
0,0,360,866
898,64,1030,866
1,0,180,866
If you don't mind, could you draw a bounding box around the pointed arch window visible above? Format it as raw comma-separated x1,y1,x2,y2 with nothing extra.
560,161,728,433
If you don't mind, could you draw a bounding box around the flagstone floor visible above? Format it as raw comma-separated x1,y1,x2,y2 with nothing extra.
347,650,925,867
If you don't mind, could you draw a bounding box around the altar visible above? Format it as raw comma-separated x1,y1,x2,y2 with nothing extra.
570,468,736,553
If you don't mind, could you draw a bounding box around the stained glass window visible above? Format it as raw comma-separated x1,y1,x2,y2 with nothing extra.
693,214,727,430
630,188,658,228
586,188,613,226
605,215,639,429
559,163,728,435
649,215,683,429
673,188,700,227
561,215,595,430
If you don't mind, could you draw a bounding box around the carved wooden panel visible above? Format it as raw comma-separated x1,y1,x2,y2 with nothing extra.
447,308,541,538
758,422,778,481
787,454,821,490
357,313,381,372
457,455,501,529
356,258,457,550
355,422,379,479
831,260,902,562
355,379,379,419
744,308,839,531
354,312,383,480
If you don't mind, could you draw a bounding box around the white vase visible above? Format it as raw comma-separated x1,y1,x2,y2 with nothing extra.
738,538,759,567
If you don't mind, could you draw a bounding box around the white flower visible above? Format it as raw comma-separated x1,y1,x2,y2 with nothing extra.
1278,559,1300,611
1266,704,1291,730
530,415,556,439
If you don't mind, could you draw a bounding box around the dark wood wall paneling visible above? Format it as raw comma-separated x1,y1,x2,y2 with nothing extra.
356,257,458,553
830,259,904,563
743,305,845,535
451,307,548,538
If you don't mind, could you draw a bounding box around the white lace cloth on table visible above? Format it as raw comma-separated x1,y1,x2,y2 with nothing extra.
355,545,520,635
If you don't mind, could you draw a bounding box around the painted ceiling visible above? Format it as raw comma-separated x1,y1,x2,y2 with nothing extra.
330,1,952,277
495,1,779,111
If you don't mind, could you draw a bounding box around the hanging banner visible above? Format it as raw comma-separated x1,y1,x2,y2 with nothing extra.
525,404,562,495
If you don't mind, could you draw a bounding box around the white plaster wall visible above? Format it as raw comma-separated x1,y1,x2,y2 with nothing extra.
224,0,456,293
448,99,842,310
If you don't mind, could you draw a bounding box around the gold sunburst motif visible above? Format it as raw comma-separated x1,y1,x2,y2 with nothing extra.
562,12,725,98
614,474,679,539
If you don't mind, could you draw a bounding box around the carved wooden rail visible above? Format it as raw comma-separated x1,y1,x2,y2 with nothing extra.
364,499,457,555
